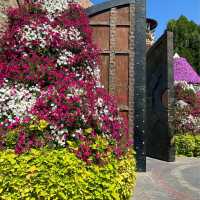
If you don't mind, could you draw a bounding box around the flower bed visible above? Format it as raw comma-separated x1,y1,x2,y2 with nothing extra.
0,0,136,198
174,80,200,157
0,148,136,200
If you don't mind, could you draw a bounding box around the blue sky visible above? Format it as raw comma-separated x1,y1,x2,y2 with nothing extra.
91,0,200,39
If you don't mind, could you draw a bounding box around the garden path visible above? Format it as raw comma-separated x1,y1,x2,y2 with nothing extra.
132,157,200,200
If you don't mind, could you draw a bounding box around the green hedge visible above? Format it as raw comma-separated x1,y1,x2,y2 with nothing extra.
175,134,200,157
0,148,136,200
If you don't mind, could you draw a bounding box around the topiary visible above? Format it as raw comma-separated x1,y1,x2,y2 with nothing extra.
175,134,200,157
194,135,200,157
175,134,196,157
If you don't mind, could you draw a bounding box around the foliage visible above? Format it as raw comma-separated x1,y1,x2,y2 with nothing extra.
0,1,131,163
175,134,200,157
168,16,200,74
194,136,200,157
1,117,54,154
0,148,136,200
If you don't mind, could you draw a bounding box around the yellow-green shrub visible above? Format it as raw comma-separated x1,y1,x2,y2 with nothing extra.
175,134,200,157
194,136,200,157
0,148,136,200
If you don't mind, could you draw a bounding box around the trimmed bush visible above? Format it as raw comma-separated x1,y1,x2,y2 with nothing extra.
175,134,200,157
194,136,200,157
0,148,136,200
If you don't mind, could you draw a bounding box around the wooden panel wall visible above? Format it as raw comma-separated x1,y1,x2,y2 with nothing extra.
89,4,135,134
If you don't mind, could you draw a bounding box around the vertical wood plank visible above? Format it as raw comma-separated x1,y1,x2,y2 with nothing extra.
116,26,129,51
91,26,110,50
115,54,129,106
100,54,109,90
117,6,130,24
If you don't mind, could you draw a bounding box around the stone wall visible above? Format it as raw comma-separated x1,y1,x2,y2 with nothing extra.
0,0,18,12
0,0,19,36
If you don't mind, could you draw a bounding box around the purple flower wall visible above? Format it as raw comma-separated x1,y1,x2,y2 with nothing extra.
173,57,200,84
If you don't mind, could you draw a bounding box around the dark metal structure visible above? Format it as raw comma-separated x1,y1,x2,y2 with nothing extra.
146,31,175,162
134,0,147,172
147,18,157,30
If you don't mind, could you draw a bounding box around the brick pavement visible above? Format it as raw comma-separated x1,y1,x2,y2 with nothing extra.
132,157,200,200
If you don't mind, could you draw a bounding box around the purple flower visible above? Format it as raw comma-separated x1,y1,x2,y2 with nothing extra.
173,57,200,84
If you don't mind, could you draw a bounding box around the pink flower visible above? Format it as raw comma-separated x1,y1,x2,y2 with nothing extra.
0,1,129,163
15,132,26,154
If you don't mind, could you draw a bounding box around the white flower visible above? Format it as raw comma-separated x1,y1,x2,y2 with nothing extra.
176,100,188,109
35,0,81,17
75,128,82,134
97,98,104,107
56,134,66,146
20,23,53,49
81,114,87,123
0,79,40,124
56,50,74,66
67,26,82,41
174,81,196,93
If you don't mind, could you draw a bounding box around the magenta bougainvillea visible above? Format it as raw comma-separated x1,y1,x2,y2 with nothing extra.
0,1,130,164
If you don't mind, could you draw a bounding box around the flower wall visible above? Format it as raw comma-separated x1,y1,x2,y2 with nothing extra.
0,0,130,164
174,81,200,134
173,56,200,134
173,57,200,84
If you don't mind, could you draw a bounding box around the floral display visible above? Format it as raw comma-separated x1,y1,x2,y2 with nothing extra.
0,0,130,164
173,57,200,84
0,79,40,128
174,81,200,134
173,55,200,134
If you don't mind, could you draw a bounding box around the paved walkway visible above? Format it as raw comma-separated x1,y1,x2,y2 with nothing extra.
132,157,200,200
